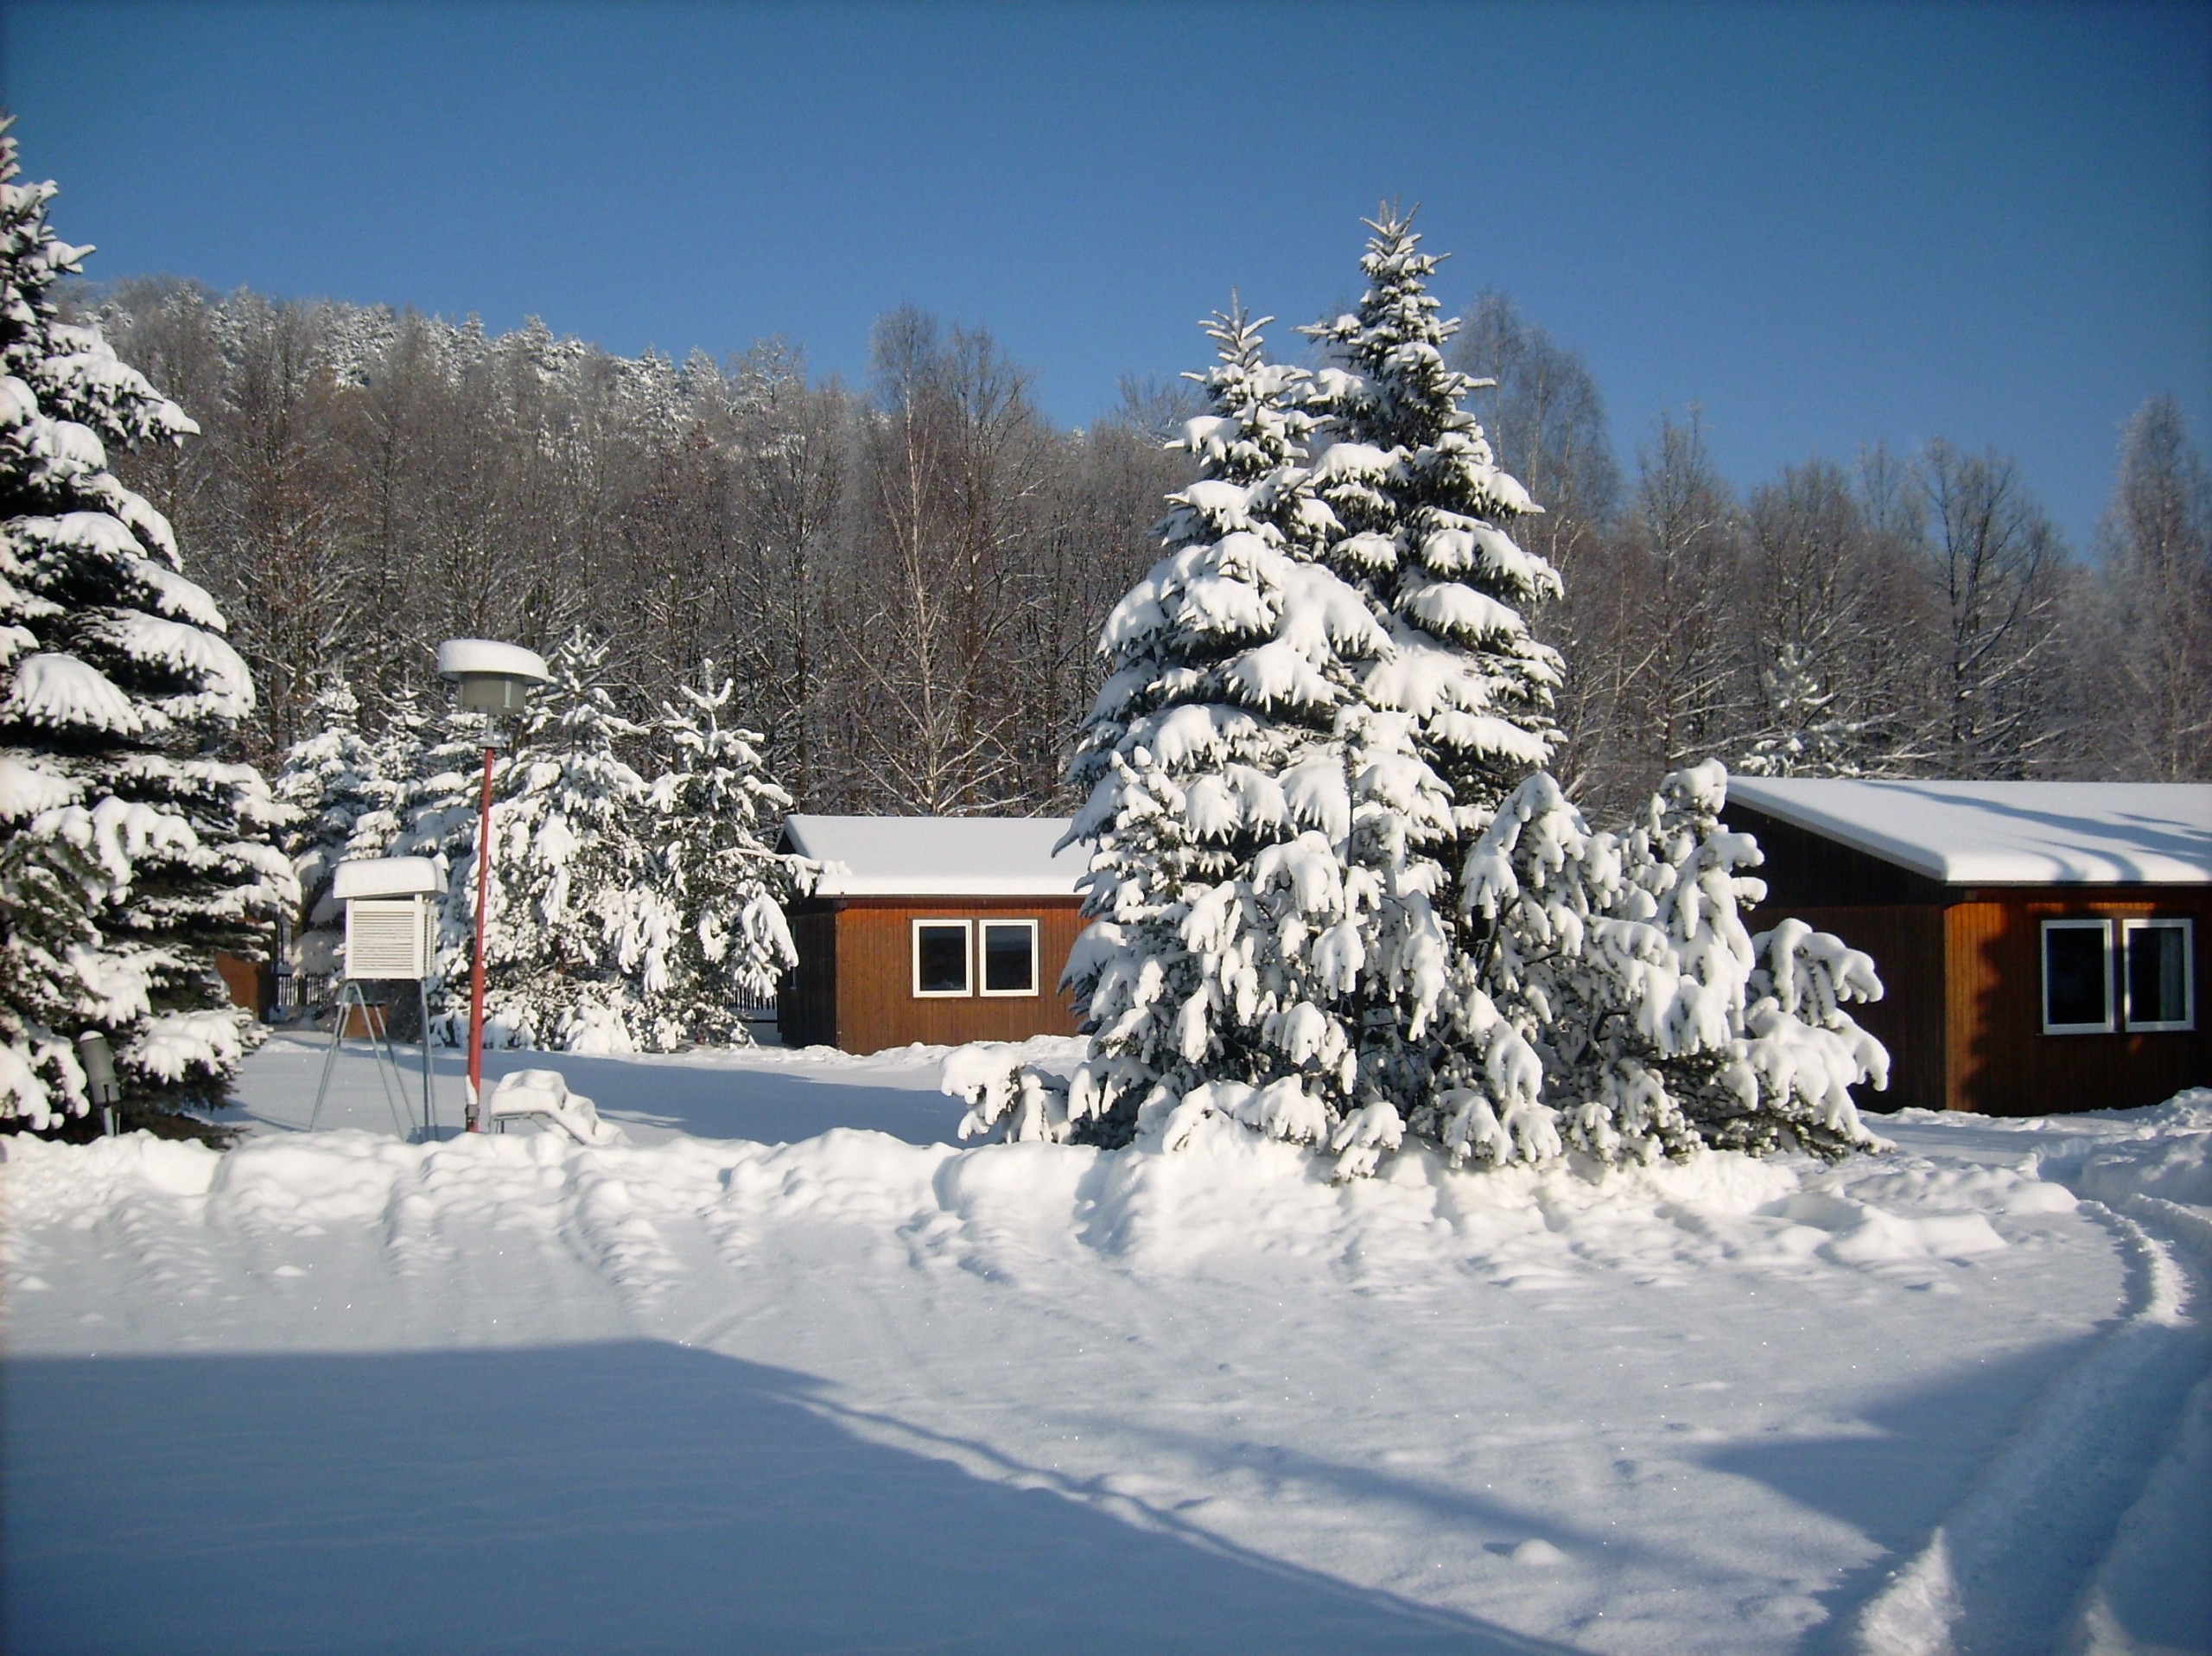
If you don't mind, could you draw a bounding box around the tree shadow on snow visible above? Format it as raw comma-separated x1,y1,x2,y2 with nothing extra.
1688,1330,2111,1651
515,1050,967,1146
3,1341,1572,1655
227,1038,968,1147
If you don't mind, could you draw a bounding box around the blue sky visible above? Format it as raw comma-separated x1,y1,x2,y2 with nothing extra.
5,1,2208,548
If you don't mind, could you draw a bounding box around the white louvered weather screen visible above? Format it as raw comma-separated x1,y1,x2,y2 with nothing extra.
346,899,432,979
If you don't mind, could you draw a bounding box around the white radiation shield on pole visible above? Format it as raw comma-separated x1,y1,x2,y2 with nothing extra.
437,639,550,716
436,640,550,1131
310,857,448,1138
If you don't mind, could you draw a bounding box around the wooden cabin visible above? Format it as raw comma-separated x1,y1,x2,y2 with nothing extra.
776,815,1087,1054
1724,779,2209,1116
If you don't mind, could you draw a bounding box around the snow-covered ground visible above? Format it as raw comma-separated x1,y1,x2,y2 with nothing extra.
5,1036,2208,1655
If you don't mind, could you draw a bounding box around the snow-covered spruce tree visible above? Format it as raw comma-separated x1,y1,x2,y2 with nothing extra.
619,661,809,1048
1738,644,1875,779
1461,760,1885,1162
1286,212,1576,1161
343,680,425,865
474,626,651,1052
394,697,494,1035
958,307,1465,1174
271,675,385,951
0,124,296,1129
1299,213,1562,833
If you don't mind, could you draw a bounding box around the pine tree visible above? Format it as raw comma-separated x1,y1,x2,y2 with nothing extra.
342,680,426,864
1299,212,1563,841
1460,761,1885,1163
0,122,296,1128
621,661,806,1048
1288,211,1575,1160
475,626,649,1052
1738,644,1876,779
394,698,494,1037
1046,307,1360,1149
957,307,1455,1173
271,675,384,936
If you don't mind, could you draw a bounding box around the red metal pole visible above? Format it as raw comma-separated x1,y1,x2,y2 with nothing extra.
466,739,495,1130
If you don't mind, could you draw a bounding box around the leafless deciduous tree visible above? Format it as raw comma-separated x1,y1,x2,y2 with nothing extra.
1915,440,2069,778
86,278,2177,822
2090,395,2212,780
1611,411,1745,797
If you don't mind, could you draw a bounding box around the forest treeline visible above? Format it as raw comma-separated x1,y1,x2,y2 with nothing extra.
90,277,2211,823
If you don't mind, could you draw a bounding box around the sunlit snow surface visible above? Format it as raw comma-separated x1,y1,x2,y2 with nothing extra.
5,1038,2207,1655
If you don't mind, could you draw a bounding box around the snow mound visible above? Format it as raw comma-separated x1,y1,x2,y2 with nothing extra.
2035,1089,2212,1210
1760,1190,2006,1264
486,1067,626,1145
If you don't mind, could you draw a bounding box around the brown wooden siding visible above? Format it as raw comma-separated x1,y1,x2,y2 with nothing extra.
1750,904,1946,1111
779,907,840,1048
1726,806,1949,908
1948,889,2211,1117
782,896,1086,1054
215,952,270,1016
1730,801,2209,1117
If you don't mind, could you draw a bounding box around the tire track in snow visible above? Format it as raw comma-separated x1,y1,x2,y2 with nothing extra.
556,1152,686,1309
1850,1196,2212,1655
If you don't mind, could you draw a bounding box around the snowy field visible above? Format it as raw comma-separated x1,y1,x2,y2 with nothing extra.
5,1036,2209,1655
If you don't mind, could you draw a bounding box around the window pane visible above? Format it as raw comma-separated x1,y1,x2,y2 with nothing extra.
2044,926,2108,1029
982,923,1035,994
917,925,969,994
2127,924,2189,1026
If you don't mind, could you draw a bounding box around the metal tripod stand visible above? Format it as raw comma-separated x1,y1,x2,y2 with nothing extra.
307,978,439,1138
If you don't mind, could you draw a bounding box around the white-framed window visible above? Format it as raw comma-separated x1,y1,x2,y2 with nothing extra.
2041,919,2113,1035
912,920,973,997
2122,917,2195,1032
979,919,1039,997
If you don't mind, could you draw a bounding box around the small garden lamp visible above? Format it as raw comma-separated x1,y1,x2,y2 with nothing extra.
76,1030,119,1137
435,639,550,1129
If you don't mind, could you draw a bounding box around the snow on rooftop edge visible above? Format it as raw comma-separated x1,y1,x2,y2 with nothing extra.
1726,779,2212,886
784,814,1084,897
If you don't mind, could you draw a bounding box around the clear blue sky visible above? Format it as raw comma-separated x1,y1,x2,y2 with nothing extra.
5,1,2208,548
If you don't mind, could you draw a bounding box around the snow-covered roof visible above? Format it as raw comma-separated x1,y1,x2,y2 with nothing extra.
783,815,1085,898
1726,779,2212,886
331,857,448,900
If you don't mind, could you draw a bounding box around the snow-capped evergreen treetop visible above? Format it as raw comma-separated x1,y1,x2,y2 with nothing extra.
1300,211,1564,840
337,682,423,868
1738,644,1880,779
1,118,295,1128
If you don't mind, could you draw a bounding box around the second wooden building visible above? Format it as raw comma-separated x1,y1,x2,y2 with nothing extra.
1725,779,2208,1116
776,815,1087,1053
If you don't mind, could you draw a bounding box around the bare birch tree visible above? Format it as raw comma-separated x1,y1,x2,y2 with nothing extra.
2093,395,2212,779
